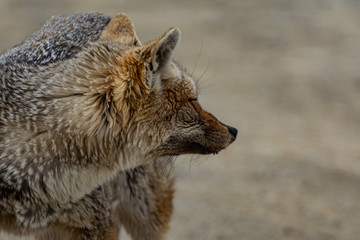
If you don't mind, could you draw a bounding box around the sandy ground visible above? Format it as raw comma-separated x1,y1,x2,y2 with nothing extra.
1,0,360,239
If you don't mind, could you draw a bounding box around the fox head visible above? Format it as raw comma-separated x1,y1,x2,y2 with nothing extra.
71,13,237,167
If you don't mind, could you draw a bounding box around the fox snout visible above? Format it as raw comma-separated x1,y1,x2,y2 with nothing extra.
157,102,237,156
193,116,237,155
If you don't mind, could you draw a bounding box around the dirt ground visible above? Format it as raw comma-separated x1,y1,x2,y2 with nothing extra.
1,0,360,239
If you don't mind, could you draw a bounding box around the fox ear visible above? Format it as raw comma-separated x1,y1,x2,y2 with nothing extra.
139,27,181,74
99,13,141,46
151,27,180,72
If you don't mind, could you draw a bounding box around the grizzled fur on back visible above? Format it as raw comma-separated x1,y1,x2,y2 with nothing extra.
0,12,237,240
0,13,110,65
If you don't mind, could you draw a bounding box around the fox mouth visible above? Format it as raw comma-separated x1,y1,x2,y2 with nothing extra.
160,141,226,156
157,129,236,156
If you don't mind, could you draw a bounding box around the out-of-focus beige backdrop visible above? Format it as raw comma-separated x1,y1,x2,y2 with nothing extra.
1,0,360,239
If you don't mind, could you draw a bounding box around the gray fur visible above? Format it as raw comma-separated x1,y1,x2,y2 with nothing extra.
0,12,111,65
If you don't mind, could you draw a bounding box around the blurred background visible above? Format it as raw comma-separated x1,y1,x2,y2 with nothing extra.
1,0,360,239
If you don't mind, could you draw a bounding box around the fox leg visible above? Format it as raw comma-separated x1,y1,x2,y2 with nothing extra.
34,185,118,240
111,158,175,240
35,223,118,240
35,224,118,240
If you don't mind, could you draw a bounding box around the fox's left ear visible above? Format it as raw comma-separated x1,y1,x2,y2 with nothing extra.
139,27,181,74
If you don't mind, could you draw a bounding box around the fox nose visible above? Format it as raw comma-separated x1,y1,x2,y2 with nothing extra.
227,126,238,139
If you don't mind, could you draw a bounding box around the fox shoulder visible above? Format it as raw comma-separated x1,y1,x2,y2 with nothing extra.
0,12,111,66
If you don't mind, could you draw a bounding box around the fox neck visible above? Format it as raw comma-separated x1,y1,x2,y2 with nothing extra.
37,136,158,205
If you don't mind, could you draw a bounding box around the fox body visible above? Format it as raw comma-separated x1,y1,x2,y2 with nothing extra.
0,12,237,240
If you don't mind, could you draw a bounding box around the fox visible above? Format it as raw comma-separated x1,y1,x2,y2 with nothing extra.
0,12,237,240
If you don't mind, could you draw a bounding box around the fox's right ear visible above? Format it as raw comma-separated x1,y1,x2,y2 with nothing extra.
99,13,141,46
